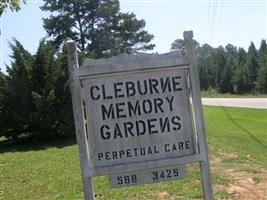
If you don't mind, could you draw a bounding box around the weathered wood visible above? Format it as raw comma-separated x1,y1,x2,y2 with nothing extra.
66,31,213,200
78,51,189,77
66,40,94,200
80,67,196,169
183,31,213,200
109,165,186,188
90,154,202,176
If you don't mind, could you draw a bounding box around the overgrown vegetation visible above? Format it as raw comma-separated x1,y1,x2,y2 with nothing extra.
1,106,266,199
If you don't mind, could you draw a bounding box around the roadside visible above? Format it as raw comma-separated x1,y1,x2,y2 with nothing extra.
202,98,267,109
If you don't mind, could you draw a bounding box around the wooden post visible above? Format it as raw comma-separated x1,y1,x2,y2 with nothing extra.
66,39,94,200
183,31,213,200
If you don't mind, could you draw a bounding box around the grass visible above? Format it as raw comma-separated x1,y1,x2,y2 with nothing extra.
1,106,267,199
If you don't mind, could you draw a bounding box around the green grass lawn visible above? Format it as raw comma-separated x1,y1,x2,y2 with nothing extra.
0,106,267,200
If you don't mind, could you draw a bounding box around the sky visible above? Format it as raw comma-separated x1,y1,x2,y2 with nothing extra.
0,0,266,72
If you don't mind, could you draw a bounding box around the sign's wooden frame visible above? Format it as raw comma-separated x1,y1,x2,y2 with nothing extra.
66,31,213,200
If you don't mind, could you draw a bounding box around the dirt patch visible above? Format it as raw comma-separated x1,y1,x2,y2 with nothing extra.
212,154,267,200
225,170,266,199
157,191,170,198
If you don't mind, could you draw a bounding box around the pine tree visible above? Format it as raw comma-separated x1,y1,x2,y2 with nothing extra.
256,40,267,93
245,42,259,92
2,39,34,139
233,48,249,94
0,0,26,16
30,40,60,138
52,49,74,137
0,71,7,135
41,0,154,58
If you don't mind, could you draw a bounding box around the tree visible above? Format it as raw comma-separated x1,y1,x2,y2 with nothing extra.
1,39,76,140
197,44,216,90
41,0,154,58
170,38,199,55
52,49,74,136
219,56,234,93
256,40,267,93
0,71,7,135
233,48,249,94
2,39,34,139
245,42,259,92
30,40,61,138
0,0,26,16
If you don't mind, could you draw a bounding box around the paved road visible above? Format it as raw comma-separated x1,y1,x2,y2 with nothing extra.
202,98,267,109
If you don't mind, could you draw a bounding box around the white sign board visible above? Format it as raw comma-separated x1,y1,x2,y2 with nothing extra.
81,67,196,168
67,31,213,200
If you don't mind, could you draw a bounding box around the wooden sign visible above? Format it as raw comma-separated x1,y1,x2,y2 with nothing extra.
66,31,213,200
80,67,195,168
109,165,186,188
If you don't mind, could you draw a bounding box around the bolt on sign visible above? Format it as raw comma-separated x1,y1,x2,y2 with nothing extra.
67,31,213,200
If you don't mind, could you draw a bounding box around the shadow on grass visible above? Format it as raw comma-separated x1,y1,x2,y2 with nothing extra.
219,106,267,150
0,136,77,154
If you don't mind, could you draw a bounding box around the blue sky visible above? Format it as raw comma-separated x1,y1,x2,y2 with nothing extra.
0,0,266,72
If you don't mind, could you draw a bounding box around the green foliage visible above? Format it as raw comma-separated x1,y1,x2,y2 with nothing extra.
41,0,154,58
0,39,74,140
256,40,267,93
171,38,267,94
1,39,34,139
30,41,61,138
0,0,26,16
0,71,7,134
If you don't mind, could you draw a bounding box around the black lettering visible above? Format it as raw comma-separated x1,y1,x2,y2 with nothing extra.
100,125,111,140
101,104,115,120
90,85,100,100
114,123,123,139
98,152,103,160
160,117,170,133
166,96,174,112
126,81,136,97
147,118,158,134
105,152,111,160
178,142,184,150
154,98,164,113
148,146,153,154
133,148,139,156
149,79,159,94
114,82,124,98
124,122,135,137
165,144,170,152
160,77,172,92
154,145,160,153
137,80,148,95
172,143,177,151
115,102,127,118
101,84,113,99
166,170,171,178
128,101,141,117
172,76,182,92
119,150,125,158
112,151,118,159
172,116,181,131
126,149,132,158
140,147,146,155
185,140,191,149
136,120,146,136
142,99,153,114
